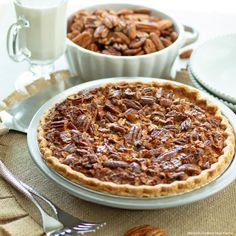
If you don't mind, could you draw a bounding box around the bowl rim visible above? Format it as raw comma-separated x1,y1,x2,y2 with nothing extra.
66,3,185,60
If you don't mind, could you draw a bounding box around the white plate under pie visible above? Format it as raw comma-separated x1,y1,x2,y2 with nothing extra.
27,78,236,209
189,34,236,104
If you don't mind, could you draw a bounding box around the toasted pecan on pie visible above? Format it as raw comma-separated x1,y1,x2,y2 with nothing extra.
38,81,235,197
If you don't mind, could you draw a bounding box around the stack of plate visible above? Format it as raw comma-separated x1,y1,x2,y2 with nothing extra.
188,34,236,112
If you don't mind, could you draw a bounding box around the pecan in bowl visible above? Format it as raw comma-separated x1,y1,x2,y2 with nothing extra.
124,224,166,236
66,4,198,80
67,7,178,56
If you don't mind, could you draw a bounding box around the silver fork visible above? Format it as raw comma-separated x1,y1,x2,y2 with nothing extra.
0,160,105,235
21,181,106,235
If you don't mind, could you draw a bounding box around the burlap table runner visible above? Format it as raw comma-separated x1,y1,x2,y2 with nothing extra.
0,71,236,236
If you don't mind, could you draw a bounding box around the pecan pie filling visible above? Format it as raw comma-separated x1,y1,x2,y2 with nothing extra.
42,82,227,186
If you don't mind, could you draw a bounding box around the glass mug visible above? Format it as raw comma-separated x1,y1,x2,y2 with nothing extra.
7,0,67,88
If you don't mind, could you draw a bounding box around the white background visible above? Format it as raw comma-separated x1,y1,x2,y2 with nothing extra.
0,0,236,100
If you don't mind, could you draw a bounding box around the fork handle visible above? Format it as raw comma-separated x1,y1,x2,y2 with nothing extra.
20,181,58,217
0,160,37,201
0,160,63,233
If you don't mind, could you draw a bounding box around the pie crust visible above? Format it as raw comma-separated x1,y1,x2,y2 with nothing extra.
38,81,235,197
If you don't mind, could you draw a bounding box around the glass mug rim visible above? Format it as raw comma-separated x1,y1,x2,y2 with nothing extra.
14,0,67,8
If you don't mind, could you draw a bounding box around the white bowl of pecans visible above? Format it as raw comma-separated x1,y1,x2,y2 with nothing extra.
66,4,198,81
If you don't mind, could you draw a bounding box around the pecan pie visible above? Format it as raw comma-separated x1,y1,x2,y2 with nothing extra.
38,81,235,197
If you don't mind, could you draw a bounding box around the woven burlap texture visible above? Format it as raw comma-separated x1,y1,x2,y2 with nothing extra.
0,72,235,236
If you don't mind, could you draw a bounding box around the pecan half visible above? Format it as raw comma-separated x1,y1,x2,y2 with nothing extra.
113,31,130,44
181,119,192,131
102,15,118,29
144,39,156,54
94,25,109,38
136,31,149,38
86,43,98,52
104,101,120,114
69,21,82,32
123,99,142,110
123,88,136,98
133,7,151,14
151,111,165,119
63,143,77,153
140,148,162,158
179,49,193,59
104,112,118,122
136,50,145,55
124,108,139,122
157,150,177,162
76,148,90,156
124,225,155,236
177,164,201,175
113,43,128,51
129,38,146,49
103,160,128,168
123,48,142,56
60,131,72,143
170,31,178,42
157,19,173,30
110,123,126,134
149,32,164,51
129,162,141,172
166,171,188,181
159,98,172,107
114,19,127,31
127,125,142,144
84,16,100,28
67,30,80,40
136,22,159,32
125,14,150,21
62,154,76,165
160,37,172,47
126,22,137,40
108,89,122,98
124,225,166,236
77,114,91,132
117,8,134,15
50,120,65,129
72,32,92,48
140,96,156,105
102,47,121,56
